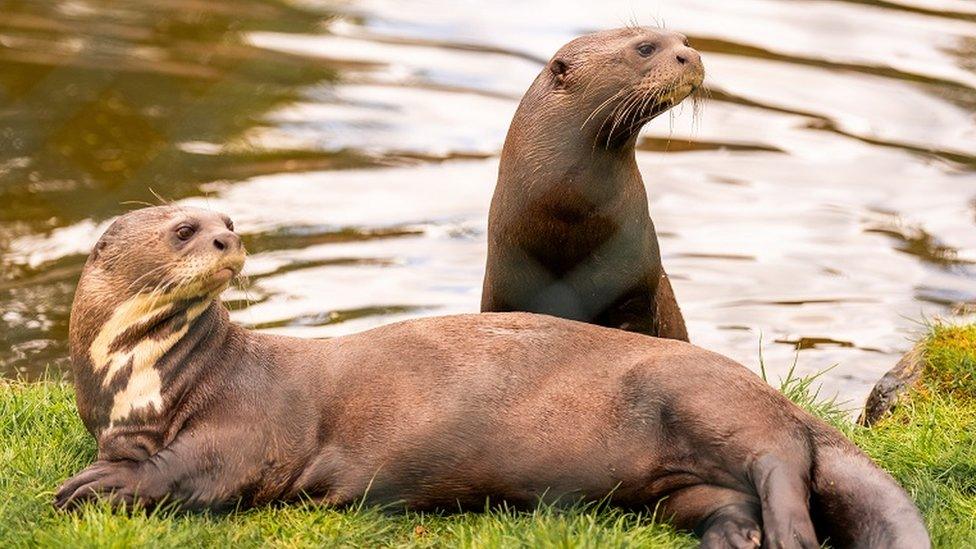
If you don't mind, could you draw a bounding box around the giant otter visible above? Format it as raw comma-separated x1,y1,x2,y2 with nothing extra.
56,206,928,548
482,27,700,341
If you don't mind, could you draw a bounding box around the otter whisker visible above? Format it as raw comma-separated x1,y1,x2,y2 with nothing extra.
623,87,655,135
125,264,173,293
593,89,637,148
147,187,170,205
630,87,657,133
604,89,644,147
691,85,709,134
624,92,647,134
231,269,254,310
120,200,156,208
601,93,633,147
615,84,662,144
581,87,630,132
125,262,174,287
609,92,636,133
621,90,640,128
660,83,678,149
136,268,182,295
144,280,170,312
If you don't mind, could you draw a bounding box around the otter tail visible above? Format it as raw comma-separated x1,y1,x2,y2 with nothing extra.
808,428,930,548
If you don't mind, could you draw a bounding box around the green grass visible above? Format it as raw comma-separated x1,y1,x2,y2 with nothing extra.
2,324,975,548
844,324,976,547
0,379,695,548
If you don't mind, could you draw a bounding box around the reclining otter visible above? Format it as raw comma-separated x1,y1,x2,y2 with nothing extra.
56,206,928,548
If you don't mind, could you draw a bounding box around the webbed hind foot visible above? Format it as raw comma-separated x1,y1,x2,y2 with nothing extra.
698,504,762,549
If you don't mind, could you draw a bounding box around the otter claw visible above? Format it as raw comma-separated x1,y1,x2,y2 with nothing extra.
54,461,137,511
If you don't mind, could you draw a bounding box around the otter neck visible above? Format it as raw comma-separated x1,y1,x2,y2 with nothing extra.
499,92,644,207
71,292,233,443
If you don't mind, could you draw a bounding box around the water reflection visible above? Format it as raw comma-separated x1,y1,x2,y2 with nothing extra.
864,216,975,270
832,0,976,22
1,0,974,410
0,0,346,376
0,1,351,226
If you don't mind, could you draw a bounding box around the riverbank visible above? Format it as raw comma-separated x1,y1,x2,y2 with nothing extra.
1,324,973,547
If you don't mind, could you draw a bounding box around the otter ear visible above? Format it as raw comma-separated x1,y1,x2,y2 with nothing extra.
549,58,569,86
91,240,108,263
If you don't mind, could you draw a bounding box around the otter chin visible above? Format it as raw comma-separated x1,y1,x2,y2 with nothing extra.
56,206,928,549
209,266,239,287
482,27,702,340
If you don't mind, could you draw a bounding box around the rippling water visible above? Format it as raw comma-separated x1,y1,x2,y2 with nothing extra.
1,0,974,409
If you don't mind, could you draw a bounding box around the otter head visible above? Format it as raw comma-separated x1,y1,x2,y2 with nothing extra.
538,27,704,147
69,206,245,431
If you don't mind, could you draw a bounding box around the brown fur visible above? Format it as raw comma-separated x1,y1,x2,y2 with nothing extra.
482,27,701,341
56,207,929,548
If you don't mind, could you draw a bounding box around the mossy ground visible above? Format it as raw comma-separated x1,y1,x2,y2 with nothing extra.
2,324,974,548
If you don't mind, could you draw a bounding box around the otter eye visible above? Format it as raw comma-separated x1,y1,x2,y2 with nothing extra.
225,220,234,232
637,43,656,57
176,225,196,241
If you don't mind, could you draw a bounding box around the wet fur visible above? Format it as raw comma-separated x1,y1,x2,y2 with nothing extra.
57,207,929,548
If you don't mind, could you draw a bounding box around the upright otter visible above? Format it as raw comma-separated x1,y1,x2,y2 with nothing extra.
482,27,700,340
56,206,928,548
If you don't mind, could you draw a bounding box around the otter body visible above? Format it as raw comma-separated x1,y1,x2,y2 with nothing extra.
56,206,929,549
482,27,698,340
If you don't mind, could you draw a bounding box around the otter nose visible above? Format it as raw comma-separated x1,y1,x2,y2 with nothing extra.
675,47,701,66
212,231,241,252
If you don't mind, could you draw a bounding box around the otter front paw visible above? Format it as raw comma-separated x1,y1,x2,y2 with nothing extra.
54,460,140,510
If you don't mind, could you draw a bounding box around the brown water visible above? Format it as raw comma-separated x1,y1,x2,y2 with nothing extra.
1,0,974,409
